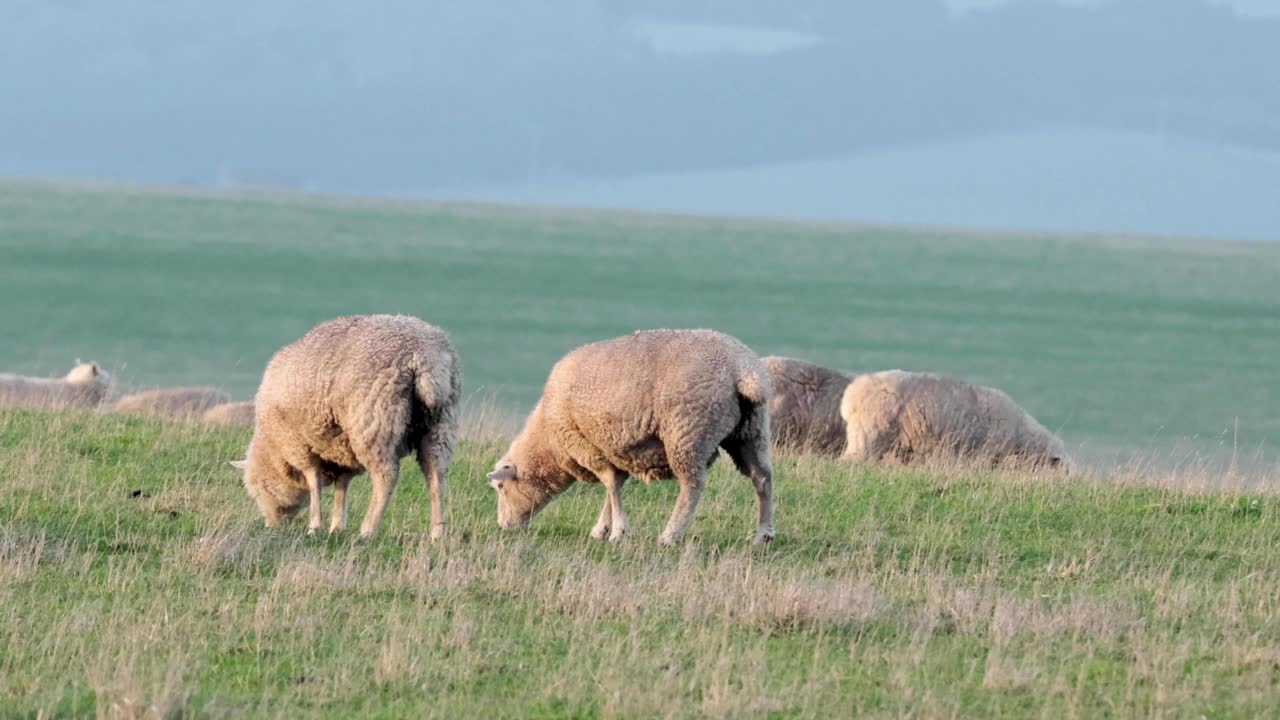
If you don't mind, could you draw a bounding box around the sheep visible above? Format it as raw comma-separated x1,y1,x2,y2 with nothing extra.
840,370,1073,472
111,386,232,421
229,314,461,539
202,401,255,427
0,360,111,410
487,328,775,545
761,356,856,456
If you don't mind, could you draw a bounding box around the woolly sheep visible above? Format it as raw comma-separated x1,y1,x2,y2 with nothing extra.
840,370,1073,472
230,315,461,539
487,329,775,545
0,361,111,410
202,401,255,427
112,386,232,421
761,356,856,456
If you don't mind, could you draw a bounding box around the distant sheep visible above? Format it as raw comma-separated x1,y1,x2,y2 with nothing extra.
202,401,255,427
0,361,111,410
231,315,461,539
112,387,232,421
487,329,775,545
761,356,856,456
840,370,1072,472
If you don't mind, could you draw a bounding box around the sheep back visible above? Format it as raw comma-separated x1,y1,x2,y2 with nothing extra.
761,356,855,456
112,387,232,420
841,370,1069,469
534,328,770,481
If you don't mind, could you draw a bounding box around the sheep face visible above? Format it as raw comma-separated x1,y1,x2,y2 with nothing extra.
1048,453,1076,476
1005,442,1074,476
487,462,555,530
1041,435,1075,475
231,458,306,527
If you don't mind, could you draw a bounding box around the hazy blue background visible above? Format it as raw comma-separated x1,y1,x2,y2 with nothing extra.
4,0,1278,240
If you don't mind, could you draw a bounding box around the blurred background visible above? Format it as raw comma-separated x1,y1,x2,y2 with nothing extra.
3,0,1279,240
2,0,1278,473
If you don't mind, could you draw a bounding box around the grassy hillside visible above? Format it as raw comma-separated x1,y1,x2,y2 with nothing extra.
2,409,1278,717
2,180,1278,467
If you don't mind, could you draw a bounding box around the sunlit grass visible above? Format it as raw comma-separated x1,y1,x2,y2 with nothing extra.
2,409,1278,717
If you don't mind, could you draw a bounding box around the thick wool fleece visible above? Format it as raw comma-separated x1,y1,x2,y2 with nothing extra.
237,314,461,539
841,370,1071,471
761,356,856,456
202,401,255,427
112,386,232,420
490,328,775,545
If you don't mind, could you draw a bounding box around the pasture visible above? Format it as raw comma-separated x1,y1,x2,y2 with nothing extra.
2,410,1279,717
2,181,1280,717
2,180,1279,468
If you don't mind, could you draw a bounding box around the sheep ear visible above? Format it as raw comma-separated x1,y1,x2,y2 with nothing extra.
487,465,516,483
89,362,100,376
229,459,249,470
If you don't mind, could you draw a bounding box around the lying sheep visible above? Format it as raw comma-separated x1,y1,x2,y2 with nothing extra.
762,356,856,456
202,401,255,427
0,360,111,410
230,315,461,539
487,329,775,545
840,370,1073,471
112,386,232,421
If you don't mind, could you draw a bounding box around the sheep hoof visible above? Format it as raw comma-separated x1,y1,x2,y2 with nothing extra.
430,524,446,542
608,529,627,544
306,526,321,536
657,533,680,546
589,525,611,541
753,529,776,544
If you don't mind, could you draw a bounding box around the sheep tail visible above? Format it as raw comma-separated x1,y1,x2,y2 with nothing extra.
411,350,459,411
735,361,771,406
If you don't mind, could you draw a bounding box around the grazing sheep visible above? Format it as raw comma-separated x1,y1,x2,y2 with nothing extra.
202,401,255,427
230,315,461,539
840,370,1073,472
762,356,856,456
0,361,111,410
487,329,775,545
112,386,232,421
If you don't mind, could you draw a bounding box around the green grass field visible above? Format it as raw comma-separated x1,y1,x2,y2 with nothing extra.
2,409,1278,718
2,180,1279,469
2,181,1280,717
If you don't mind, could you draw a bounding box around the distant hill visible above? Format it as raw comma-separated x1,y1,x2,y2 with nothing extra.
453,129,1280,241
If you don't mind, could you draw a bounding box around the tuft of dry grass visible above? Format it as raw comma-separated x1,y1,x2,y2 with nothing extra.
457,394,522,447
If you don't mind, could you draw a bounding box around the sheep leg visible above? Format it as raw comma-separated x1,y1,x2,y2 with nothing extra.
750,466,775,544
358,459,400,538
602,471,629,543
329,476,350,533
722,438,776,544
589,495,612,541
417,450,448,541
303,467,324,535
658,468,705,546
427,468,447,541
418,408,456,542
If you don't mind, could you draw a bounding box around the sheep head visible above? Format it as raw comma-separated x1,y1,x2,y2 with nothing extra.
230,457,306,527
487,461,560,530
65,360,107,385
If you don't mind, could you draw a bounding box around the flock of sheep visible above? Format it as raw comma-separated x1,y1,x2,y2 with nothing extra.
1,314,1072,544
0,362,253,426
